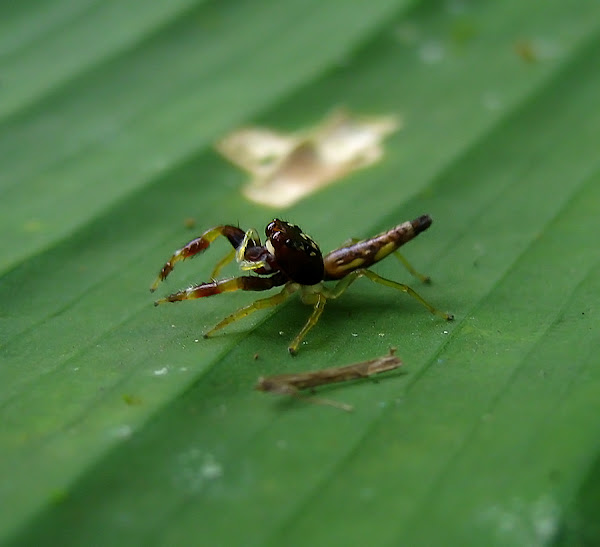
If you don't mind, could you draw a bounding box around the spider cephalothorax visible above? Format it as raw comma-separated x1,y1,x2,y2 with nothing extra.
264,220,324,285
151,216,453,354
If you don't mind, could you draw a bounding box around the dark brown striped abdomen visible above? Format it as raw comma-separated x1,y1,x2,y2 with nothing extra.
323,215,432,280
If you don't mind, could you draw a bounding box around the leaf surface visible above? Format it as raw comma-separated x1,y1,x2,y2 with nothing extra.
1,1,599,545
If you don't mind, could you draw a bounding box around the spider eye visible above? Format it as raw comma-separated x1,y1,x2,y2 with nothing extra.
266,220,277,236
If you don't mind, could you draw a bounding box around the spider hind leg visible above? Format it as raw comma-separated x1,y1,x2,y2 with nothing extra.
288,264,451,354
392,251,431,284
323,269,453,320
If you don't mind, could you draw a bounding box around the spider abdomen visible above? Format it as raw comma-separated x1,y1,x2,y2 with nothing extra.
323,215,432,280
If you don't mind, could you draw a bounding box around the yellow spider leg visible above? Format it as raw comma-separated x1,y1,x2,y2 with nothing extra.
393,251,431,284
288,293,326,355
211,248,236,279
322,269,453,320
204,284,296,338
362,270,452,320
319,270,361,299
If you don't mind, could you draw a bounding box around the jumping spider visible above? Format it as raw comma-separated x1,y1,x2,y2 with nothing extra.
151,215,453,354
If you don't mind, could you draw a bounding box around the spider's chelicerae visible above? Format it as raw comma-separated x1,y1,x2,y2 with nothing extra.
151,215,453,354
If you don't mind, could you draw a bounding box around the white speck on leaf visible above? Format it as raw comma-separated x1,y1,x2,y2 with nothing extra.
419,41,445,64
201,456,223,480
482,91,503,111
111,425,132,440
174,450,224,493
479,495,560,545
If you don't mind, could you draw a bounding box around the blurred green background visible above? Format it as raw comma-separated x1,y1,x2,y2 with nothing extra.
1,1,599,545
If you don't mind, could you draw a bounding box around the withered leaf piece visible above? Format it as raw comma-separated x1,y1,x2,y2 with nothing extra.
255,348,402,412
217,109,400,207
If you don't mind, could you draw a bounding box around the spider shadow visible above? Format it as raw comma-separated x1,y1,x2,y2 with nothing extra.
261,291,424,337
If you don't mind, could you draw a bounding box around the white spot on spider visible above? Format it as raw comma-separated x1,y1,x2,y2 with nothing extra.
154,367,168,376
265,240,275,255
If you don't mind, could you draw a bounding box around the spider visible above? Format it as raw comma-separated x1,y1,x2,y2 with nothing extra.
150,215,453,354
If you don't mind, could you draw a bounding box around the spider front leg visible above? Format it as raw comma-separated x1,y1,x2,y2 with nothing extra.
323,269,453,320
154,272,287,304
150,225,252,292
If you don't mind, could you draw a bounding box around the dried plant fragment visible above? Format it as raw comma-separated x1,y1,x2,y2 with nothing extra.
216,109,400,207
255,348,402,412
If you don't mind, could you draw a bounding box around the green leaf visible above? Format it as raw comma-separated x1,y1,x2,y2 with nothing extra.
2,1,600,545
